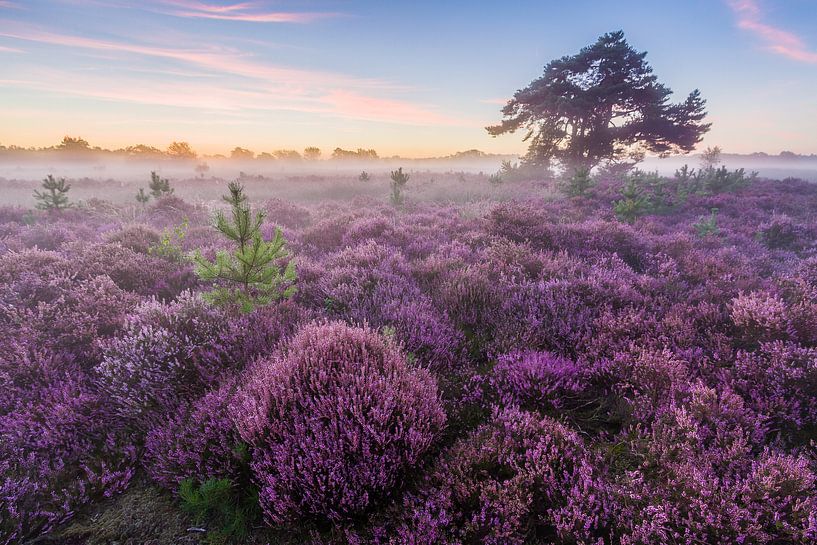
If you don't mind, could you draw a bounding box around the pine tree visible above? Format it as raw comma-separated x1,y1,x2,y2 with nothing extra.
559,166,594,197
149,171,173,198
192,182,296,313
33,174,72,211
390,167,409,206
136,187,150,206
613,177,649,223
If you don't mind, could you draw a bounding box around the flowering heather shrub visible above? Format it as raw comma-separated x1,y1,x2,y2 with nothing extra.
144,194,202,227
299,212,362,253
384,407,611,545
316,241,465,371
65,241,193,296
0,376,136,544
0,205,28,225
729,290,794,345
613,384,815,544
486,350,592,411
776,259,817,346
263,198,312,228
612,347,691,423
104,223,162,254
731,341,817,431
756,213,808,251
14,221,92,250
144,379,245,491
486,200,555,246
232,322,445,525
95,291,228,424
0,272,137,364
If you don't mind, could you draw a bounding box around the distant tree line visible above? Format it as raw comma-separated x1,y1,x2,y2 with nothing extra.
0,137,390,162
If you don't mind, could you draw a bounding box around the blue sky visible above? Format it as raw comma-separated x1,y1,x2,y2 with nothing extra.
1,0,815,156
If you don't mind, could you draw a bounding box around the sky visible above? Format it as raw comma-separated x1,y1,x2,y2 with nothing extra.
0,0,816,157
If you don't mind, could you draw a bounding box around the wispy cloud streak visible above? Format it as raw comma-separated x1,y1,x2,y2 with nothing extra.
0,24,466,126
156,1,337,23
727,0,817,63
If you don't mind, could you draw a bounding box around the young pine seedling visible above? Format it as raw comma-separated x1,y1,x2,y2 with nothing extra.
192,182,296,313
34,174,73,211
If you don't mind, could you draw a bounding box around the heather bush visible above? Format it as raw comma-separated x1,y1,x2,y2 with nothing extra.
232,322,446,526
145,194,201,227
0,272,137,364
485,350,595,412
383,407,611,545
613,384,815,544
612,347,691,423
104,224,162,254
731,341,817,433
314,241,464,372
729,290,794,345
94,291,228,424
263,198,312,229
0,376,136,544
756,213,807,251
144,380,246,491
65,241,194,297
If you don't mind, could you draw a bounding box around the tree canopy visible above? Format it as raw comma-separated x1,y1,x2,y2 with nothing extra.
487,31,710,172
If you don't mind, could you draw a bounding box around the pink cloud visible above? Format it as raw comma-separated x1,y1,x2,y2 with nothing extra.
0,1,19,8
0,25,386,89
155,1,337,23
320,90,464,126
727,0,817,63
0,25,470,126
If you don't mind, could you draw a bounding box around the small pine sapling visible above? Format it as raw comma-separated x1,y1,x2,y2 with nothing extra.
359,170,371,182
488,171,503,186
34,174,73,211
179,477,260,545
192,182,296,313
560,166,594,197
136,187,150,206
390,167,409,206
693,207,720,238
613,177,649,223
149,171,174,198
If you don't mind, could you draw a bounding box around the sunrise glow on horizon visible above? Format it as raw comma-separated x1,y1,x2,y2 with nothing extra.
2,0,816,157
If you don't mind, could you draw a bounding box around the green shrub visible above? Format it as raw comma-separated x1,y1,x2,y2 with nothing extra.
149,217,189,262
178,478,260,545
675,164,756,196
